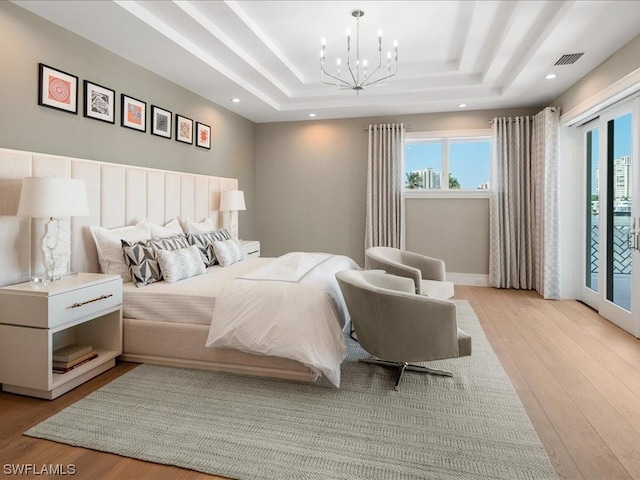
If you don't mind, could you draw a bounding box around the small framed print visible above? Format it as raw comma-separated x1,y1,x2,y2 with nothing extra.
83,80,115,124
175,114,193,144
196,122,211,149
38,63,78,114
151,105,172,139
121,94,146,132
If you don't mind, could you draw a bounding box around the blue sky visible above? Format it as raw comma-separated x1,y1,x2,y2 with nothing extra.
405,141,491,188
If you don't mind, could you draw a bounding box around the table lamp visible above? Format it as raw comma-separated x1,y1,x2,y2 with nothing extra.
219,190,246,239
17,177,90,283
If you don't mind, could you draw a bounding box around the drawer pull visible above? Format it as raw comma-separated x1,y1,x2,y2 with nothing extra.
69,294,113,309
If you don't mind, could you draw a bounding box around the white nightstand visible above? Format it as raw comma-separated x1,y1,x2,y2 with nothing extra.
0,273,123,400
241,240,261,258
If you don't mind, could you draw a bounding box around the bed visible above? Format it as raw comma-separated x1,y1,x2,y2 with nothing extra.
122,252,357,386
0,148,357,387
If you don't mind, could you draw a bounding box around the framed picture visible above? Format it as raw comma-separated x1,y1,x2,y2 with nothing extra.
83,80,115,123
175,114,193,144
38,63,78,114
121,94,146,132
195,122,211,149
151,105,172,139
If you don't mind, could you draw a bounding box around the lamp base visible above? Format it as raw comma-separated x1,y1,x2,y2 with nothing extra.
30,271,78,285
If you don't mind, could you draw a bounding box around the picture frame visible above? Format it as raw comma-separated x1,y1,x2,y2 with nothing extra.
83,80,115,124
151,105,172,139
175,114,193,144
195,122,211,149
38,63,78,114
121,94,146,132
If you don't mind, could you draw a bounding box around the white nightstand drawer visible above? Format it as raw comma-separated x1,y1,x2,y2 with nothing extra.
49,280,122,328
241,240,260,258
0,273,122,329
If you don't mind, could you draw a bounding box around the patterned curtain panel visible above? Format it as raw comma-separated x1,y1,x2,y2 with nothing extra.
365,124,406,250
489,107,561,299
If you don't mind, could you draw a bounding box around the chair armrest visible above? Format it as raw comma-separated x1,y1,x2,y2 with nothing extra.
399,250,446,282
365,254,422,293
360,271,415,294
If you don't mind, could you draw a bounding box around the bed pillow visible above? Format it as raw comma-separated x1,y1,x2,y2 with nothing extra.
146,233,190,252
122,234,191,287
157,245,206,284
187,229,233,266
89,219,151,281
186,217,216,234
149,218,184,238
121,240,162,287
212,239,245,267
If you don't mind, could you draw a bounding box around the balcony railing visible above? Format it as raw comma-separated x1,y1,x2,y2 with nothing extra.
590,225,632,274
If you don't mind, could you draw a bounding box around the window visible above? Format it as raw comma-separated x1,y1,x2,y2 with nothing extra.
405,131,491,192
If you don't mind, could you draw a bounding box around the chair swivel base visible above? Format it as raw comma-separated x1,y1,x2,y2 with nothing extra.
359,358,453,391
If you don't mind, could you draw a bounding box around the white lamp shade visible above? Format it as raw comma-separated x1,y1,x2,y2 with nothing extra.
17,177,90,218
220,190,246,212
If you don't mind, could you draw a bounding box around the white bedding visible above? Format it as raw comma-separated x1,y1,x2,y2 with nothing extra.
206,252,359,387
123,257,272,325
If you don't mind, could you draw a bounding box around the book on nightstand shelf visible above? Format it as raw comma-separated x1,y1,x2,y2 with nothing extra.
52,344,93,363
52,352,99,373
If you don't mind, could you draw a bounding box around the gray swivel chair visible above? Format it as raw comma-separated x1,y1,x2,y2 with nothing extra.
365,246,454,300
336,270,471,390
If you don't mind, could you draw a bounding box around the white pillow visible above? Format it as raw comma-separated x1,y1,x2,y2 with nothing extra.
157,245,205,283
149,218,184,238
186,217,216,234
212,239,245,267
89,219,151,281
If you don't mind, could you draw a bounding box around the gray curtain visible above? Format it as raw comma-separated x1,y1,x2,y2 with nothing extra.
365,124,405,250
489,107,560,299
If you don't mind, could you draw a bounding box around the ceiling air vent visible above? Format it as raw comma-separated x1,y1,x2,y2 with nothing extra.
554,53,584,66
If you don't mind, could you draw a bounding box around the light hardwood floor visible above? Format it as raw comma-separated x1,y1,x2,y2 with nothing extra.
2,287,640,479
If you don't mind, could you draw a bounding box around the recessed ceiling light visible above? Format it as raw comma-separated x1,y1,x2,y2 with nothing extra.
545,73,557,80
458,103,467,108
308,113,317,118
231,98,240,103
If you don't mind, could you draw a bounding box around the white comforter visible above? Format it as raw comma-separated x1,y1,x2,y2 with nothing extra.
205,252,359,387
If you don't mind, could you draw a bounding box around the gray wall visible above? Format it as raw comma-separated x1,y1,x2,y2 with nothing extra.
0,2,257,239
255,107,540,269
405,198,489,275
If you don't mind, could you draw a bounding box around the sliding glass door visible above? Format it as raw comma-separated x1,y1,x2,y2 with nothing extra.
581,99,640,337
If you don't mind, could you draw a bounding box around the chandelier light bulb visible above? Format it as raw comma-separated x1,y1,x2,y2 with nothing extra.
321,37,326,46
337,58,342,66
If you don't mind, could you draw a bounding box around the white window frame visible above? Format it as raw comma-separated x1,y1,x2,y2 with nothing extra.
404,129,492,199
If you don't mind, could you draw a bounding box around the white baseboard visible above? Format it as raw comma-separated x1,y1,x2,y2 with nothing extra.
446,272,489,286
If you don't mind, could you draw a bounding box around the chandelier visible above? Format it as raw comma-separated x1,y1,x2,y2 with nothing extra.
320,10,398,94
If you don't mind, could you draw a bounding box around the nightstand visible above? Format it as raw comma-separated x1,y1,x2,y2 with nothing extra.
241,240,261,258
0,273,123,400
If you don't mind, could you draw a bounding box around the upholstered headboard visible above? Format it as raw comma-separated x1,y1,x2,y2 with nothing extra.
0,147,238,287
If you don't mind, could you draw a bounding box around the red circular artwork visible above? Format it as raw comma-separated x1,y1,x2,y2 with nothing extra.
48,76,71,104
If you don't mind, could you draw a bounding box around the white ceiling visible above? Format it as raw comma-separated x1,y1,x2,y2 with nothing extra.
13,0,640,123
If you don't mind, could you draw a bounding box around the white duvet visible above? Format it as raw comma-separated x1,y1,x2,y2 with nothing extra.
205,252,359,387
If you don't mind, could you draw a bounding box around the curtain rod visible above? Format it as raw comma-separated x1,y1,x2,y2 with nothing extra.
489,106,559,123
363,124,410,131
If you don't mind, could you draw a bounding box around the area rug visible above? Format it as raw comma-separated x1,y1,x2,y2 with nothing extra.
26,300,556,479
